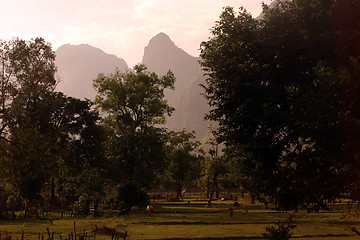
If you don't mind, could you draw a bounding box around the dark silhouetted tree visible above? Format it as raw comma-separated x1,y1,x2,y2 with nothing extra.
200,0,360,210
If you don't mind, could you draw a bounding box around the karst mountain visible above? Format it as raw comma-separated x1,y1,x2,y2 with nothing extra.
56,43,128,100
55,33,211,141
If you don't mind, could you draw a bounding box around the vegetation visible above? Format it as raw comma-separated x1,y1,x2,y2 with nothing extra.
161,130,202,200
115,182,149,208
93,64,175,188
262,222,296,240
0,197,358,239
200,0,360,211
0,0,359,238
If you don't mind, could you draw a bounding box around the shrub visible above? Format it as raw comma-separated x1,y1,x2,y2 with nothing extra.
262,222,296,240
115,182,149,208
73,195,91,215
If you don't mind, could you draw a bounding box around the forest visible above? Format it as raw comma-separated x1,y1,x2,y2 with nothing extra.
0,0,359,226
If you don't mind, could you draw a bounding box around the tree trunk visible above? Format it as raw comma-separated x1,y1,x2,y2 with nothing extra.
251,195,255,204
50,178,56,203
176,181,182,200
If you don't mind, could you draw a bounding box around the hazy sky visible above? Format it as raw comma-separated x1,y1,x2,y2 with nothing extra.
1,0,272,67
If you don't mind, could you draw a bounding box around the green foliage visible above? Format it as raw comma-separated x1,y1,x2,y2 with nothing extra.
93,64,175,133
0,38,59,201
218,146,245,196
0,38,108,205
199,132,227,200
72,194,92,216
262,222,296,240
115,182,149,208
162,130,201,199
59,98,107,204
93,64,175,187
200,0,360,210
6,194,21,211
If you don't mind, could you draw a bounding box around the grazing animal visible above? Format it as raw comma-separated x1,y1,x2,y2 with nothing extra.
130,206,138,213
119,208,130,217
228,207,234,218
27,207,38,218
244,205,248,213
288,213,293,222
107,209,113,217
146,205,154,216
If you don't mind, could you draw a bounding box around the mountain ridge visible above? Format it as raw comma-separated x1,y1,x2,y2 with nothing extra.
141,32,211,140
55,43,128,100
55,33,211,140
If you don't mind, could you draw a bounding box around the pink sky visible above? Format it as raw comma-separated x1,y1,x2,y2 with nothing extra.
1,0,273,67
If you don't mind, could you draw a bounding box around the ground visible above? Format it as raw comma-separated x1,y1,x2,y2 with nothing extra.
0,195,359,239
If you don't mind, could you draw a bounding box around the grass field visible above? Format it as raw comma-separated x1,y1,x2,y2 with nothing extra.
0,196,359,240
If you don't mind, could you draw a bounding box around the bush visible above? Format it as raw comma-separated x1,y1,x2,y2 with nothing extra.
100,195,118,210
115,182,149,208
72,195,89,215
262,222,296,240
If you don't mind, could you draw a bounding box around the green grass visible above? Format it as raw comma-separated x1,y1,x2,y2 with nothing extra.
0,198,359,240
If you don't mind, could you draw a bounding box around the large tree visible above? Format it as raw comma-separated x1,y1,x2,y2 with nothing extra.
200,0,360,210
55,97,107,205
93,64,175,187
0,38,106,204
0,38,60,201
0,38,57,143
163,130,201,199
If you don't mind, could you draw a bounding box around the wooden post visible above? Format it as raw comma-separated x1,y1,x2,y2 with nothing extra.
74,221,77,240
111,228,115,240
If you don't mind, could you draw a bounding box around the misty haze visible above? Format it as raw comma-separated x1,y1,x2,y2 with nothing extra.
55,33,211,141
0,0,359,239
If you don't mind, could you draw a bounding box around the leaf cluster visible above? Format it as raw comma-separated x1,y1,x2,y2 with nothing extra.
200,0,360,210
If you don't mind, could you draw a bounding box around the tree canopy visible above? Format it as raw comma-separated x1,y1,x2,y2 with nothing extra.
163,130,201,199
93,64,175,187
200,0,360,210
2,0,359,216
0,38,106,205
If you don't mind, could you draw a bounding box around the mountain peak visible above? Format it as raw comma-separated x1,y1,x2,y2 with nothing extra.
55,43,128,100
56,43,119,60
142,32,209,140
142,31,201,84
55,35,210,140
152,32,172,41
147,32,177,51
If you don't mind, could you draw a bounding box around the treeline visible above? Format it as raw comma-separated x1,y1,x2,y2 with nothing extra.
1,0,360,217
0,38,236,217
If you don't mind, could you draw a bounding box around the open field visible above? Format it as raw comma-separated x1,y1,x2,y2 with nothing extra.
0,197,359,240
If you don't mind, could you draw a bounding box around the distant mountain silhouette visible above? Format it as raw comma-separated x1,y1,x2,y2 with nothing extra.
143,33,201,102
257,0,284,19
55,34,211,140
55,44,128,100
142,33,211,140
